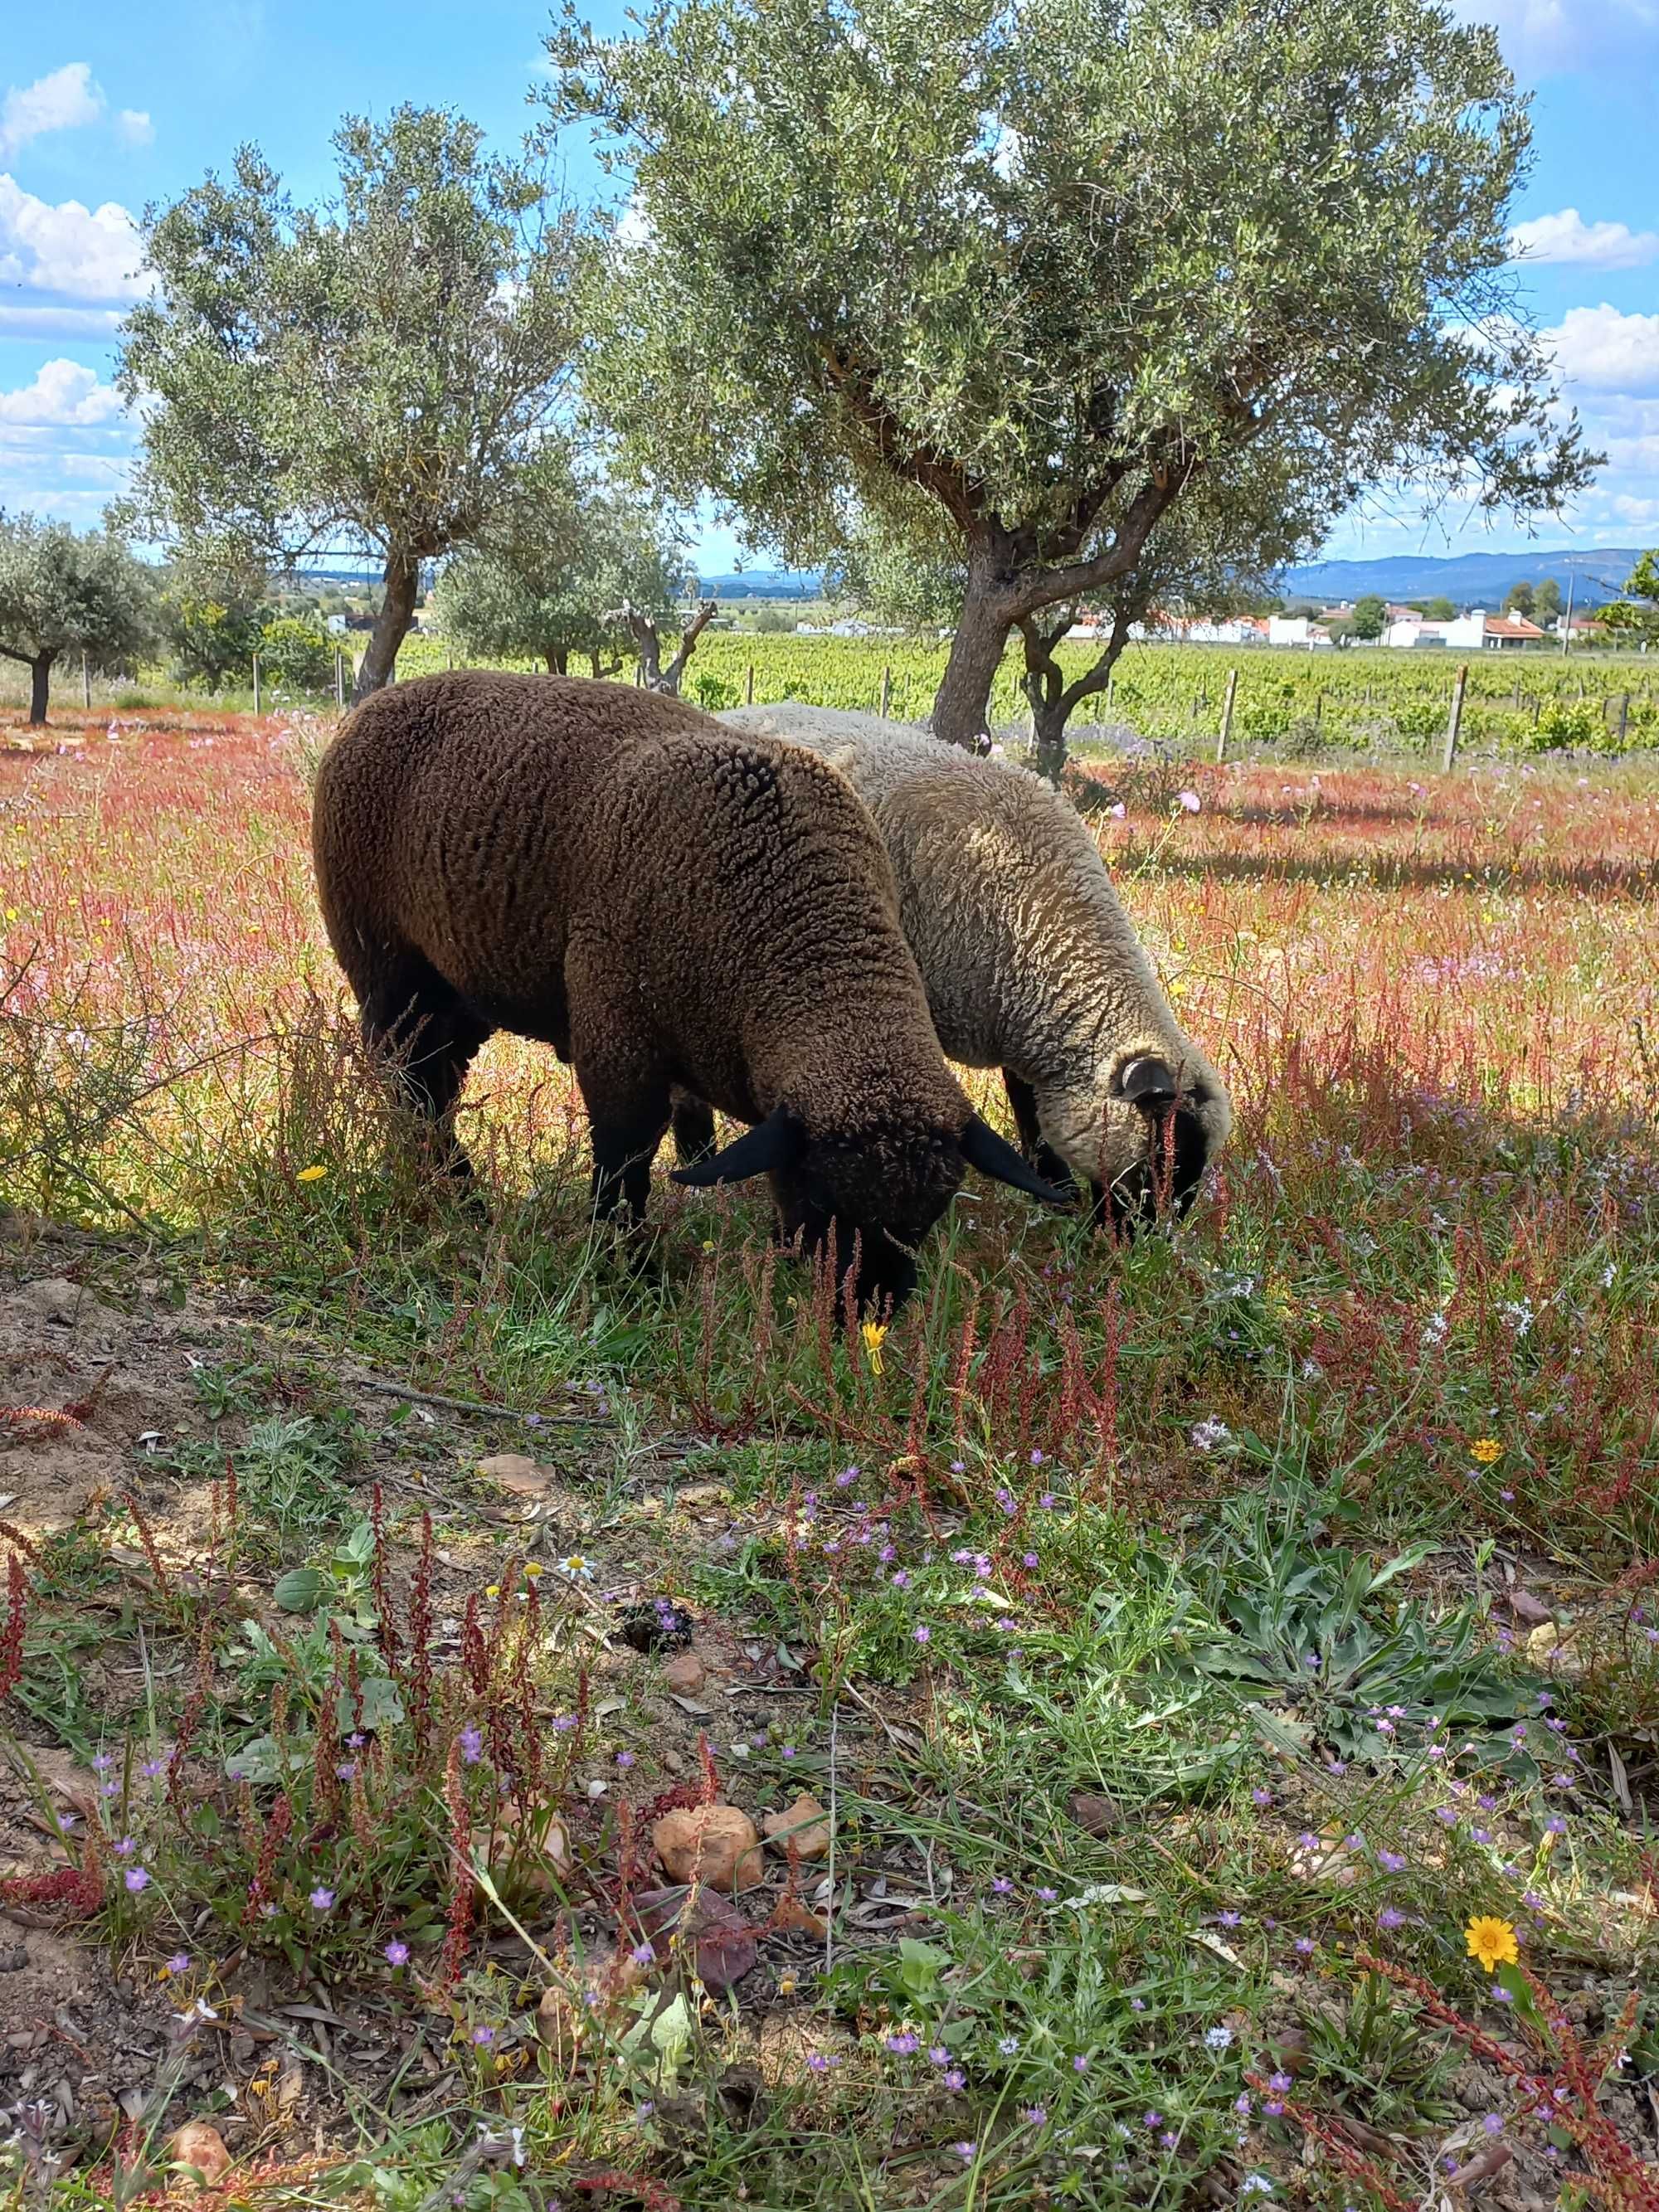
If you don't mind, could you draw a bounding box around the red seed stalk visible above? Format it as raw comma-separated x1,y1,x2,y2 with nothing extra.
439,1736,475,1991
121,1491,171,1595
245,1791,293,1925
1,1552,27,1698
369,1483,401,1677
460,1592,488,1695
1244,2071,1415,2212
408,1511,435,1759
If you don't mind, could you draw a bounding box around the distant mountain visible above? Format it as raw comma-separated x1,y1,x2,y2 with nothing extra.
696,569,825,599
1279,547,1639,607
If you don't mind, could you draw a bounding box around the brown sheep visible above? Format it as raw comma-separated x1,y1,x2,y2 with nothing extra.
311,672,1062,1310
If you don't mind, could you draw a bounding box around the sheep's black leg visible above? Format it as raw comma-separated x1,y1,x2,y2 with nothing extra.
362,961,491,1178
669,1091,718,1166
1002,1070,1075,1194
589,1103,670,1225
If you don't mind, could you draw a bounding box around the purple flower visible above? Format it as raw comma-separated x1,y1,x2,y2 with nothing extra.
913,1625,931,1644
615,1750,635,1769
1145,2110,1163,2127
995,1488,1016,1515
885,2032,918,2055
781,1743,795,1760
1378,1908,1406,1931
1483,2114,1503,2135
631,1942,656,1966
91,1754,113,1772
1378,1850,1406,1873
1545,1815,1567,1835
954,2142,975,2163
1294,1937,1315,1956
142,1759,166,1778
1234,2094,1252,2117
459,1727,484,1764
835,1466,859,1487
165,1951,191,1974
1022,1551,1039,1569
944,2068,966,2090
1268,2073,1292,2093
1252,1789,1272,1808
335,1762,357,1781
891,1571,911,1590
1039,1492,1058,1510
385,1940,410,1966
309,1886,334,1911
1037,1886,1058,1902
1217,1909,1242,1928
1073,2053,1090,2073
1023,2105,1048,2126
114,1835,136,1858
991,1876,1013,1894
124,1867,150,1893
472,2025,494,2045
929,2045,950,2066
1296,1831,1320,1850
1030,1449,1045,1466
806,2053,835,2073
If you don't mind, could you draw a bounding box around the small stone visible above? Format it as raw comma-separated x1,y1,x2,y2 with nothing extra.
677,1482,724,1506
762,1792,832,1862
168,2122,231,2185
652,1803,765,1891
1065,1789,1123,1837
662,1651,707,1694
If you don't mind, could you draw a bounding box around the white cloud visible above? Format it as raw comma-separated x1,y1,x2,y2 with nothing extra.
0,63,105,163
1546,304,1659,396
0,174,146,302
1450,0,1659,75
1510,208,1659,270
115,109,154,149
0,359,125,428
0,303,124,341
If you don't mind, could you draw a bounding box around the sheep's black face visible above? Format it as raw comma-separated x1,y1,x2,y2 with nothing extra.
776,1137,963,1316
1094,1100,1212,1232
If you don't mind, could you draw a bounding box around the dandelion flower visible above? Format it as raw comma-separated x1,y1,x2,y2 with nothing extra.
296,1164,328,1184
1469,1437,1503,1465
1465,1915,1519,1972
861,1320,888,1375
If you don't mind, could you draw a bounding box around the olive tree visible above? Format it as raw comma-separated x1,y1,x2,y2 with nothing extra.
435,460,698,679
118,106,592,701
0,514,159,726
547,0,1594,756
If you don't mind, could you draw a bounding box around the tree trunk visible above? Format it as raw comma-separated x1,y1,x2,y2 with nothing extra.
606,600,716,696
27,652,55,728
932,552,1015,750
352,550,421,703
546,649,569,676
658,600,717,696
1020,605,1134,784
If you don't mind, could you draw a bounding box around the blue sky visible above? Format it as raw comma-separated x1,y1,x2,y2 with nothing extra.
2,0,1657,576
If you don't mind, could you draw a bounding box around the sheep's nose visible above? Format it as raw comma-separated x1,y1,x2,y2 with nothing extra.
1118,1056,1180,1108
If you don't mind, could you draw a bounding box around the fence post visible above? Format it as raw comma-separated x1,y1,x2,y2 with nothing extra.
81,654,90,709
1618,692,1630,748
1106,670,1115,715
1442,663,1467,772
1216,668,1238,764
252,654,261,716
334,651,346,708
745,662,755,705
878,664,892,718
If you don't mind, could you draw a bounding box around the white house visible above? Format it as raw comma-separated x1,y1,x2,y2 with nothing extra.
1384,610,1545,650
1267,615,1335,648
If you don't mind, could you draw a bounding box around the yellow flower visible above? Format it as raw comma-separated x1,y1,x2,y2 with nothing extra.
296,1163,328,1184
523,1562,543,1579
861,1320,888,1375
1469,1437,1503,1466
485,1584,501,1600
1465,1915,1519,1972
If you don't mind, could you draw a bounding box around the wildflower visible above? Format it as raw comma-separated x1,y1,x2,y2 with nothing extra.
310,1886,335,1912
1073,2054,1090,2073
944,2068,966,2090
472,2025,495,2045
615,1750,635,1769
335,1762,357,1782
1023,2105,1048,2126
1252,1788,1272,1808
1217,1909,1242,1928
1544,1814,1568,1835
913,1625,931,1644
1190,1416,1233,1451
163,1952,190,1976
1378,1908,1406,1932
885,2032,918,2055
991,1876,1013,1894
1039,1490,1058,1509
1294,1937,1315,1956
1205,2025,1234,2051
1022,1550,1039,1568
631,1942,655,1966
1240,2176,1274,2196
114,1835,136,1857
1267,2073,1292,2094
459,1727,484,1765
1378,1850,1406,1873
806,2052,836,2073
861,1320,888,1375
91,1754,113,1773
1145,2111,1163,2127
998,2035,1020,2055
1177,789,1202,814
891,1571,911,1589
386,1941,410,1966
560,1554,594,1579
953,2142,975,2164
296,1164,328,1184
1234,2094,1252,2116
1465,1915,1519,1972
142,1758,166,1778
124,1867,150,1893
929,2045,950,2066
1482,2114,1503,2136
1037,1885,1058,1902
1130,1996,1146,2011
1469,1437,1503,1465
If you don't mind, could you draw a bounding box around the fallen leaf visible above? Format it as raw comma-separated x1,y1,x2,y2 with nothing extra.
770,1894,828,1939
653,1804,765,1891
1445,2143,1512,2189
761,1792,832,1862
476,1453,547,1495
167,2122,231,2184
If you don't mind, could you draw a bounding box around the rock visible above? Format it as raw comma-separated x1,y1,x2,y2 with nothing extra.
662,1651,707,1694
476,1453,547,1496
1066,1789,1124,1837
1506,1587,1553,1626
168,2121,231,2184
762,1793,832,1862
636,1885,759,1991
652,1804,765,1891
676,1483,725,1507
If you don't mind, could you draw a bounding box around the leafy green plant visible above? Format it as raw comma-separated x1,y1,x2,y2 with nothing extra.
1302,1969,1460,2129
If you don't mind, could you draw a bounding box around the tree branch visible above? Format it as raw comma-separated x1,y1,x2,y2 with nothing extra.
816,343,983,535
1007,455,1199,620
0,644,38,668
1059,600,1135,718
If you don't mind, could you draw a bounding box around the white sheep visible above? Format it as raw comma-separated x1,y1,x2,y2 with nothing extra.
697,705,1232,1227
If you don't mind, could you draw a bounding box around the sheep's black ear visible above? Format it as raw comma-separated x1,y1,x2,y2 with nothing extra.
669,1105,797,1187
960,1115,1070,1206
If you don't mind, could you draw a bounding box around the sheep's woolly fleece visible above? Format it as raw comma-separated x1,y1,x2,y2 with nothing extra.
312,672,987,1302
721,703,1233,1200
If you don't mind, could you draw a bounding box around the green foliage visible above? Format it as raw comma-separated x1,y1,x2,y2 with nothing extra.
257,613,334,691
435,459,689,673
1503,580,1535,619
1533,575,1563,621
1352,593,1388,641
1600,549,1659,648
0,513,159,717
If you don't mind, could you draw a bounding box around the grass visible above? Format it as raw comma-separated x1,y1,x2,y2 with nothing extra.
1,708,1657,2210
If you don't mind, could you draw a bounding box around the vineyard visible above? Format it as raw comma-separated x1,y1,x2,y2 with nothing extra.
388,630,1659,756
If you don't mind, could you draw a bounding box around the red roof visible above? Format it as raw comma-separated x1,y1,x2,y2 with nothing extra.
1483,615,1546,639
